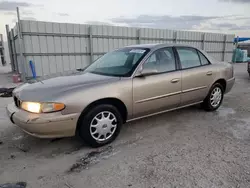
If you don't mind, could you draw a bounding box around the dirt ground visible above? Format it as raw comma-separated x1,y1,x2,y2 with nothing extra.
0,63,250,188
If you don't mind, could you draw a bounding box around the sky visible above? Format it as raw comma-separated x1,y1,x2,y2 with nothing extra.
0,0,250,41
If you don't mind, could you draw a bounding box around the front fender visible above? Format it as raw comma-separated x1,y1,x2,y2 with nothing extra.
59,79,133,118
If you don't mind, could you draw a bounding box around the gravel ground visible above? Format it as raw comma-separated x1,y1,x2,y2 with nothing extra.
0,63,250,188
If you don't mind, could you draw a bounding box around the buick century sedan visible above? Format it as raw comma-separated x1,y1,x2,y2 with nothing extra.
7,44,235,147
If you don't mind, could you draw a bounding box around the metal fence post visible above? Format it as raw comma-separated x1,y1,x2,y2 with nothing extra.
223,35,227,61
5,25,15,71
137,29,141,44
89,26,93,64
11,29,18,73
0,34,6,66
174,31,178,43
202,33,206,50
16,7,26,81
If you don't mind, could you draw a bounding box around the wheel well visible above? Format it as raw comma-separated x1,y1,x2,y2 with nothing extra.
81,98,128,123
215,79,226,91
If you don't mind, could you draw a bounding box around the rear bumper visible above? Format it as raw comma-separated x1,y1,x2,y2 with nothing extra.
6,102,80,138
225,77,235,94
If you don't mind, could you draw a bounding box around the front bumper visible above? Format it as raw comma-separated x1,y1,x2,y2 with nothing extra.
225,77,235,94
6,102,80,138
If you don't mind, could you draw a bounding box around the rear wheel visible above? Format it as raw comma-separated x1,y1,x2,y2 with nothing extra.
77,104,123,147
202,83,224,111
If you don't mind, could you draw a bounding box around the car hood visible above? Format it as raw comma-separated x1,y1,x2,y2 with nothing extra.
13,72,120,101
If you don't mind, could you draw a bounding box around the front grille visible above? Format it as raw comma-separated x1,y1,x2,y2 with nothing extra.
14,96,21,108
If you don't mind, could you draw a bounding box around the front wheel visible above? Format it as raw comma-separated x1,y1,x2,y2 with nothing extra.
202,83,224,111
77,104,123,147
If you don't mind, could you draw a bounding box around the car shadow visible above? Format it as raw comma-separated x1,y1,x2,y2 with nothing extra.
1,105,203,159
113,105,203,146
0,125,87,159
22,136,86,158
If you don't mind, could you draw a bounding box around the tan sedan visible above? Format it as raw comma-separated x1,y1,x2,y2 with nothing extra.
7,44,235,147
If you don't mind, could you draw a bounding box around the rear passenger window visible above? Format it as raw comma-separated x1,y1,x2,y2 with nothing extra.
198,51,210,65
176,48,201,69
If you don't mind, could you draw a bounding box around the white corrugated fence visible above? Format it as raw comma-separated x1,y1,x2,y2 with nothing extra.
6,20,235,79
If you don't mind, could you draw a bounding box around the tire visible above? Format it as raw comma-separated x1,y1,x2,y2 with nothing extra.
77,104,123,148
202,83,224,111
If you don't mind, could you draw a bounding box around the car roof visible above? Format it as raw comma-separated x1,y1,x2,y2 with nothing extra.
125,43,196,50
124,43,216,63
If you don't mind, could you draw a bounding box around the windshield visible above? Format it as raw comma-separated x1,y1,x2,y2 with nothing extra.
84,48,150,77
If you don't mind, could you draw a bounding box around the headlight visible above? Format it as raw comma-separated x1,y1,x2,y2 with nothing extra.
21,102,65,113
21,102,41,113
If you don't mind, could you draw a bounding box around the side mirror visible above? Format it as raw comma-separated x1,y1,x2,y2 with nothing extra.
136,67,158,77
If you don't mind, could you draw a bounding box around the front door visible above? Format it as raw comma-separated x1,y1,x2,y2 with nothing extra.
175,47,214,105
132,47,182,118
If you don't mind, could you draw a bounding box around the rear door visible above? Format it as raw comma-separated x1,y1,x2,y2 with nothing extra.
175,47,214,105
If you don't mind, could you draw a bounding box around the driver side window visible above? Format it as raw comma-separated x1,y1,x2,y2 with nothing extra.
143,47,176,73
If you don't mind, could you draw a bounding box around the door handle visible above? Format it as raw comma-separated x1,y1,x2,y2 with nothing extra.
171,78,180,83
206,71,213,76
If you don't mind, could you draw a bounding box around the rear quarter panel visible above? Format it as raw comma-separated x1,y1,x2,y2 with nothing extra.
210,62,234,88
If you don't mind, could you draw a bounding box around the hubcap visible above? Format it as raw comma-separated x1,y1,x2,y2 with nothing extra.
90,111,117,142
210,87,222,107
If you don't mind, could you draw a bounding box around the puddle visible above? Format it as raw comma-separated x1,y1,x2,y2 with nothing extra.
217,107,236,117
67,146,119,173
